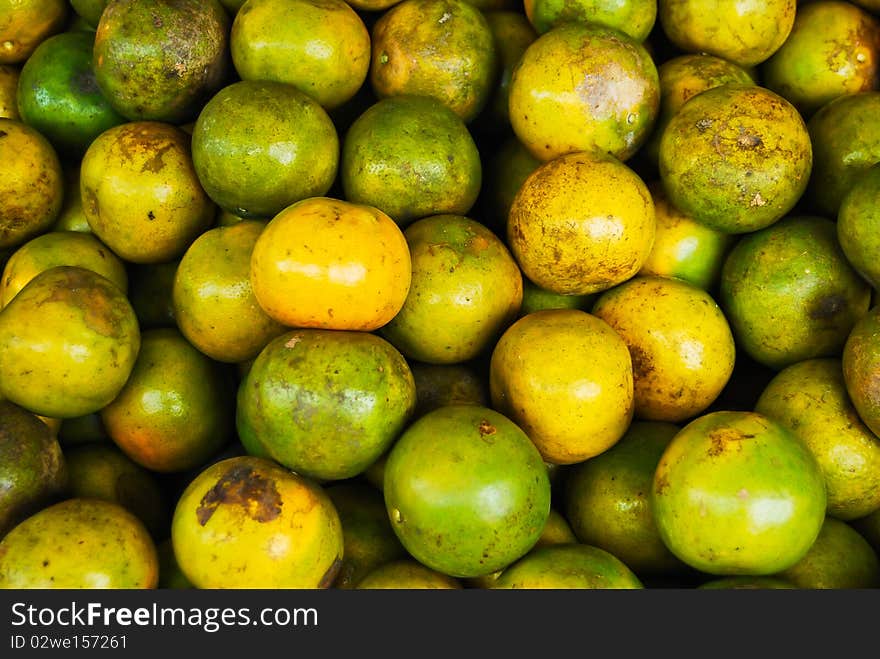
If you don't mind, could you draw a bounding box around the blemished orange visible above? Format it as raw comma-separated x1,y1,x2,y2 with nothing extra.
250,197,411,331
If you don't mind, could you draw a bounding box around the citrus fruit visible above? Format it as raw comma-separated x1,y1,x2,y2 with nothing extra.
0,230,127,309
843,305,880,438
652,410,827,575
64,443,167,538
192,80,339,219
838,163,880,288
0,498,158,588
777,517,880,589
249,197,411,331
489,309,634,464
491,544,644,589
507,151,655,296
593,275,736,422
410,361,489,419
356,560,462,589
642,53,755,166
508,22,659,162
171,456,344,588
101,327,235,473
659,83,812,234
370,0,497,123
383,404,551,578
0,118,63,250
755,358,880,521
0,0,68,64
762,1,880,116
325,482,406,589
93,0,230,123
524,0,656,41
658,0,796,67
231,0,370,110
16,31,125,156
480,10,537,130
519,278,594,316
379,214,522,364
340,96,481,226
173,220,286,364
0,64,19,119
80,121,216,264
0,266,140,419
236,329,416,481
0,400,67,538
71,0,109,27
637,182,733,290
565,421,685,575
719,215,871,370
806,91,880,217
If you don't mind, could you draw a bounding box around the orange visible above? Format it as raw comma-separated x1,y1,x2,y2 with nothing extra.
658,0,796,68
101,328,235,473
508,22,659,162
370,0,497,123
250,197,411,331
340,96,481,226
0,119,64,250
524,0,656,41
80,121,216,264
173,221,285,364
0,0,67,64
507,151,655,296
231,0,371,110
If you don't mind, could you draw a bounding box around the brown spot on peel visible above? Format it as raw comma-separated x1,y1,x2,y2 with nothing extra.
196,464,282,526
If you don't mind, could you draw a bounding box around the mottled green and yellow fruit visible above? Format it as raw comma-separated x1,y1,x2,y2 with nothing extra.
93,0,229,123
659,84,812,234
838,162,880,288
0,0,67,64
652,411,827,575
237,329,416,481
490,309,634,464
81,121,215,264
231,0,370,110
380,215,522,364
192,80,338,219
508,22,659,162
0,231,127,309
638,182,733,289
755,359,880,520
720,215,870,370
172,221,285,364
565,421,685,575
0,119,63,249
491,544,643,589
508,151,655,296
777,517,880,589
807,91,880,217
326,483,406,589
370,0,497,123
524,0,655,41
384,405,551,578
341,96,481,226
356,560,462,589
0,266,140,418
594,276,735,422
763,1,880,116
101,328,234,473
0,400,67,538
0,498,158,588
658,0,796,67
171,456,344,588
843,305,880,438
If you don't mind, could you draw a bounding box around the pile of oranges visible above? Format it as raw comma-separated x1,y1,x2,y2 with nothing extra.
1,0,880,590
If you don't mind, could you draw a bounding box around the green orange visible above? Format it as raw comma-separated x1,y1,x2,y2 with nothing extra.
524,0,655,41
491,544,643,589
383,405,551,578
380,214,522,364
652,411,827,575
341,96,481,226
101,327,235,473
838,162,880,288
